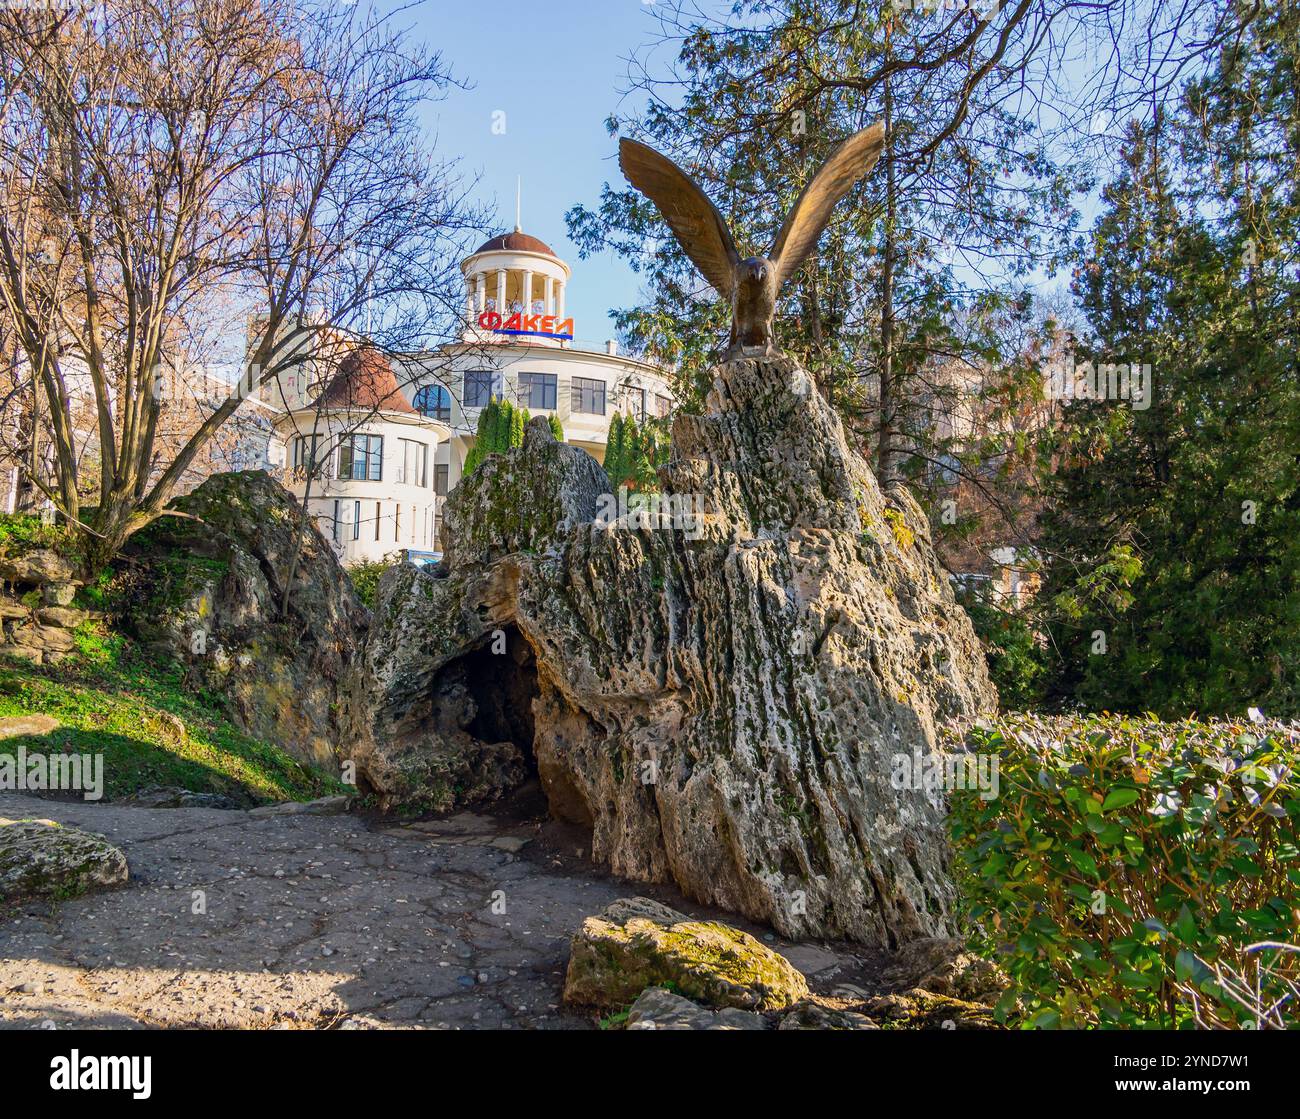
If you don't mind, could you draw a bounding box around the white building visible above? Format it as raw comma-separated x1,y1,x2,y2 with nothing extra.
269,226,675,565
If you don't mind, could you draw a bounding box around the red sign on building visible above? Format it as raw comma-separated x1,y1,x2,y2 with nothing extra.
478,311,574,340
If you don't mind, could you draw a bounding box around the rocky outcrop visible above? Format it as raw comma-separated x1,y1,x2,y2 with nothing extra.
119,471,368,773
563,897,809,1011
350,355,996,945
0,818,128,900
0,547,87,665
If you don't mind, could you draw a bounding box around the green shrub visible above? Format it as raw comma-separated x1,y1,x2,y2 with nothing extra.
948,712,1300,1028
346,556,398,609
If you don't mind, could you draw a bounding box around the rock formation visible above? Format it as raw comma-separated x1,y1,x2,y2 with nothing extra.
119,471,369,773
0,817,128,900
563,897,809,1011
0,547,88,665
348,355,996,946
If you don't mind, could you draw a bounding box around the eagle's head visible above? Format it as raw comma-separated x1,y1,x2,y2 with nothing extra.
739,257,772,287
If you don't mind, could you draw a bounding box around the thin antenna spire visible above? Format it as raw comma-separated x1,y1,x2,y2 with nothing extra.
515,176,521,231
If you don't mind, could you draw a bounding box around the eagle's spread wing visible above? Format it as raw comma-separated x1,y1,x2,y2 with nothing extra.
619,138,740,300
769,123,885,286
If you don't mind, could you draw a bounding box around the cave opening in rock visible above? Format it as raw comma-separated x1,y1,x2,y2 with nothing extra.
460,624,539,775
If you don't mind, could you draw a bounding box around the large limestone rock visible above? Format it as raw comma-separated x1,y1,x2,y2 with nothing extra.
563,897,809,1011
120,471,368,773
348,356,996,945
0,818,128,899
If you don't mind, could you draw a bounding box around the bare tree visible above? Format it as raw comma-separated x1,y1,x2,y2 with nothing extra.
0,0,484,572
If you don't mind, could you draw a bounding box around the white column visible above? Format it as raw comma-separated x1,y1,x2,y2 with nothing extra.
544,275,554,316
521,269,533,314
556,280,566,319
464,277,474,321
475,272,486,313
495,269,506,312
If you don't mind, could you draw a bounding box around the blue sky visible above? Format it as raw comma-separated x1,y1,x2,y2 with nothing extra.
405,0,676,343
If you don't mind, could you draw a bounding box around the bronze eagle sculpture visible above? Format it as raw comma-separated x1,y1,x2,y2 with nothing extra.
618,122,885,359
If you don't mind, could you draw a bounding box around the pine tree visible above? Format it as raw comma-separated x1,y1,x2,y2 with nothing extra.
1039,5,1300,715
604,413,626,486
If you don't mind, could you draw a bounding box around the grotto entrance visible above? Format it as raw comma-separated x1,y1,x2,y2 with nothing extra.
420,623,550,814
460,626,539,772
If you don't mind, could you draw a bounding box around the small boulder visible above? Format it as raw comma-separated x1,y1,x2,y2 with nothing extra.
9,623,75,654
864,988,999,1030
778,999,879,1030
122,786,241,810
0,714,61,739
623,987,767,1030
35,606,87,629
563,896,810,1011
42,583,78,607
882,936,1009,1006
0,818,128,900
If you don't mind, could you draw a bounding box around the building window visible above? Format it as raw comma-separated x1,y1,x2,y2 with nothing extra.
338,433,383,481
434,463,449,496
414,384,452,421
292,435,323,475
571,376,606,415
332,499,341,543
352,500,361,540
631,387,647,422
655,394,671,418
518,372,557,410
375,501,381,541
464,369,504,408
396,438,428,487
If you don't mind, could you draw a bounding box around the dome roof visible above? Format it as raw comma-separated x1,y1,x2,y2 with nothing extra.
315,346,417,415
472,229,556,257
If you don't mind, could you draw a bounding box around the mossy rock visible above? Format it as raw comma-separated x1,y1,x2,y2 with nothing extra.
0,817,128,900
563,897,809,1011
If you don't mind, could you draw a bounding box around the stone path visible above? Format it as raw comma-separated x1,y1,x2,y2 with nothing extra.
0,791,883,1030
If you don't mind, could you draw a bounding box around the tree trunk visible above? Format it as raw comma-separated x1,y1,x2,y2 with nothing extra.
877,69,898,487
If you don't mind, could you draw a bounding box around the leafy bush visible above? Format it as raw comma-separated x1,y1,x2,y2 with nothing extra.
347,555,398,609
948,712,1300,1028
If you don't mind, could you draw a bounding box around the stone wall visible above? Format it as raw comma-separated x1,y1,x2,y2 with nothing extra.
0,548,89,665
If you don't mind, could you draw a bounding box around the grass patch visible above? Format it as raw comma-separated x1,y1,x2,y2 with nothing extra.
0,638,345,806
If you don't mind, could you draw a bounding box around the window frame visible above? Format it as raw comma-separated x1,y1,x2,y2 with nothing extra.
396,437,428,487
518,371,558,411
337,433,383,481
414,383,452,422
571,375,606,416
464,369,504,409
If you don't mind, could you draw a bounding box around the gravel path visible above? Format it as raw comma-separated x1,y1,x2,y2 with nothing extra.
0,791,878,1030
